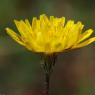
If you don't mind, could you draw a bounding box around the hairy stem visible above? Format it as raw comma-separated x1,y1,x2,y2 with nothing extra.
45,73,50,95
41,54,57,95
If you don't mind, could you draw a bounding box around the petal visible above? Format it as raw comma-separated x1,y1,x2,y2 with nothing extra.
6,28,25,46
14,20,21,32
60,17,65,26
25,19,32,29
40,14,50,24
53,17,65,27
65,21,84,49
14,20,33,40
14,20,26,37
72,37,95,48
40,14,47,28
50,16,55,22
78,29,93,43
63,20,75,48
31,17,39,32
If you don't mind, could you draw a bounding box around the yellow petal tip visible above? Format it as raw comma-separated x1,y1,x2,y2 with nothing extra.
5,27,10,31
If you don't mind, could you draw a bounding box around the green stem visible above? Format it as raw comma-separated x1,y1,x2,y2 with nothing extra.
45,73,50,95
41,54,57,95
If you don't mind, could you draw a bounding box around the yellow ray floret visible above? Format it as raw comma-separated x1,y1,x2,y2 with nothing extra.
6,14,95,54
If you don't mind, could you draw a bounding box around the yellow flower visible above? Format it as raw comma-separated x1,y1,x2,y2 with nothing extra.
6,14,95,54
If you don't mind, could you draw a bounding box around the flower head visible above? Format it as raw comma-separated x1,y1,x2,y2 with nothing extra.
6,14,95,54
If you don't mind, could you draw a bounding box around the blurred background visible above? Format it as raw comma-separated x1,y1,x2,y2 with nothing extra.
0,0,95,95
